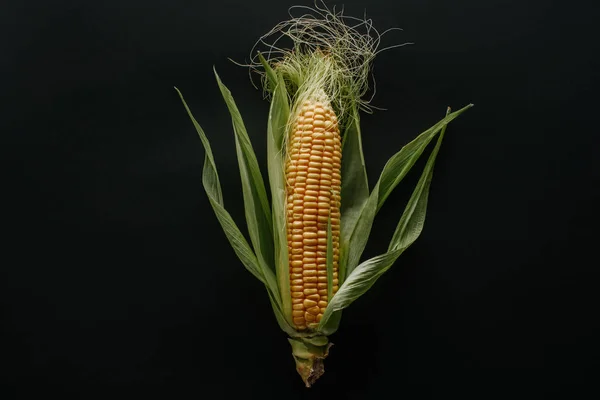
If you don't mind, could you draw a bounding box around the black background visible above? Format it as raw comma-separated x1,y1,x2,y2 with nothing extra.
1,0,599,398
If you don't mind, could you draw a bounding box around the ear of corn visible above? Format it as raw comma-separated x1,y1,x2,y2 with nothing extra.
176,3,472,388
285,95,342,330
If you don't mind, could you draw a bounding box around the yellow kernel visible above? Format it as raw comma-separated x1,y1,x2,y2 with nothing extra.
303,299,317,308
307,306,321,315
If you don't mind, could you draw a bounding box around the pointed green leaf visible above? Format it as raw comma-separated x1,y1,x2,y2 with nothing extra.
266,75,293,325
214,70,276,289
339,105,369,284
388,108,451,252
319,112,454,329
376,104,473,212
318,248,404,328
343,104,473,277
257,52,279,93
175,87,266,285
267,287,297,337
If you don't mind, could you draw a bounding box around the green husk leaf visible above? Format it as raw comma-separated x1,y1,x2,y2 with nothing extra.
339,105,369,284
319,107,462,329
174,87,267,285
266,74,293,326
388,107,451,252
214,69,278,297
267,286,297,336
344,104,473,277
301,335,329,346
257,52,278,93
376,104,473,212
326,215,334,303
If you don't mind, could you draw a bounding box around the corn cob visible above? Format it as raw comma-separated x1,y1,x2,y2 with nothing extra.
285,95,342,330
